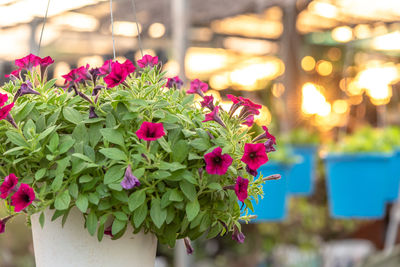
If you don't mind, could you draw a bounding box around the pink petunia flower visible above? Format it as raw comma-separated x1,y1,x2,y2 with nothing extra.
200,95,215,111
38,56,54,80
202,106,226,128
99,59,114,75
187,79,208,97
5,69,22,80
136,121,166,141
234,176,249,202
121,165,141,190
204,147,233,175
242,115,254,127
11,183,35,212
137,54,159,68
62,65,91,90
227,94,241,104
0,173,18,199
104,60,136,88
0,103,14,121
166,76,183,90
15,54,41,71
232,224,245,243
241,143,269,171
253,126,276,144
104,226,114,238
0,93,8,107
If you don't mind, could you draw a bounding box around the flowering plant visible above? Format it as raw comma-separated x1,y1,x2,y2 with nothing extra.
0,53,276,249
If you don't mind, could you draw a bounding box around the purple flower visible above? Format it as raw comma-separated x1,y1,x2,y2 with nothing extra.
234,176,249,202
264,139,276,153
104,226,114,238
11,183,35,212
200,95,215,111
202,106,226,128
39,56,54,81
166,76,183,90
242,115,254,127
0,216,13,234
245,165,258,176
13,81,40,102
136,121,166,141
187,79,208,97
184,237,194,255
253,126,277,144
62,65,90,90
15,54,41,71
121,165,141,190
104,60,136,88
204,147,233,175
232,225,245,243
99,59,113,75
0,173,18,199
241,143,268,171
137,54,159,68
89,68,101,85
89,106,98,119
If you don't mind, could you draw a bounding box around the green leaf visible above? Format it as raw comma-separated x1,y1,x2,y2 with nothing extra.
172,140,189,163
79,174,93,183
99,148,127,161
158,162,186,172
188,153,202,160
186,199,200,222
42,78,57,91
69,183,79,199
15,102,35,122
88,193,100,205
150,198,167,229
59,137,75,154
104,165,125,185
190,138,210,151
6,131,28,147
51,173,63,191
37,126,56,141
182,94,194,105
76,194,89,213
112,219,127,235
114,212,128,221
128,190,146,212
54,190,71,210
72,153,94,163
133,202,148,228
35,168,46,181
157,137,171,153
39,212,45,228
180,180,197,201
63,107,83,124
207,183,222,191
48,133,59,152
169,189,184,202
86,211,98,236
100,128,125,147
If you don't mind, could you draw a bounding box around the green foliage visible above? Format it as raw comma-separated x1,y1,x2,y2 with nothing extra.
0,65,266,246
331,126,393,153
284,127,320,145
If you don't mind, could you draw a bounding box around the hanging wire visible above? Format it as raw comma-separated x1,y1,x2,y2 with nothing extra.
131,0,144,57
37,0,51,55
109,0,116,60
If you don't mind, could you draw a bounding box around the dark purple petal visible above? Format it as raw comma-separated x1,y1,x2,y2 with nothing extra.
121,165,140,190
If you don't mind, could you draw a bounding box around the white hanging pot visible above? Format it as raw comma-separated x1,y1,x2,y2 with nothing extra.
31,208,157,267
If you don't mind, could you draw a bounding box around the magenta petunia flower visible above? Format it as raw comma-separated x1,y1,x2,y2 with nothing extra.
200,95,215,111
0,219,5,234
238,97,262,120
39,56,54,68
99,59,114,75
15,54,41,71
241,143,269,171
202,106,226,128
0,93,8,107
234,176,249,202
166,76,183,90
5,69,22,80
137,54,159,68
253,126,276,144
0,173,18,199
136,121,166,141
0,103,14,121
232,225,245,243
11,183,35,212
204,147,233,175
62,65,90,90
104,60,136,88
104,226,114,237
242,115,254,127
121,165,141,190
187,79,208,97
264,139,276,153
227,94,241,104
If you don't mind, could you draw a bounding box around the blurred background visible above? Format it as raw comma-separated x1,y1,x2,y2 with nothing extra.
2,0,400,266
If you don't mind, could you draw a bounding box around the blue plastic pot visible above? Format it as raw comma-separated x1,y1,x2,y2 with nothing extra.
250,161,292,221
288,146,318,196
324,153,393,218
387,150,400,202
